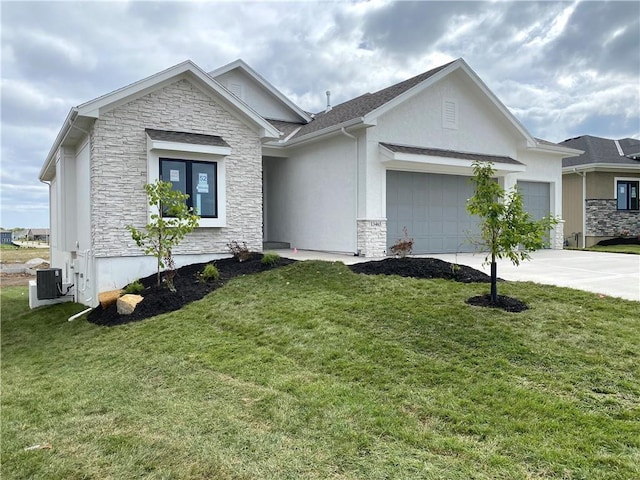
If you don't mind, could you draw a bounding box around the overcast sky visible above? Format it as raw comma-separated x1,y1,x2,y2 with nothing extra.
1,0,639,229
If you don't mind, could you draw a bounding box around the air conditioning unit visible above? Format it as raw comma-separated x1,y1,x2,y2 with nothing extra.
36,268,62,300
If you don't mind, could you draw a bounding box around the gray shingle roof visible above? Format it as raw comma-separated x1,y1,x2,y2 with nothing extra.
560,135,640,167
290,61,455,140
380,143,524,166
145,129,230,147
266,119,305,138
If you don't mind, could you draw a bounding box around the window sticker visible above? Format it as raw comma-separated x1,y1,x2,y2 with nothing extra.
170,169,180,182
196,194,202,215
197,173,209,193
632,186,637,198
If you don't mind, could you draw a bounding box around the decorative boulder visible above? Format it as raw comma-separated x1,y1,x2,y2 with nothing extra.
117,294,144,315
99,289,124,309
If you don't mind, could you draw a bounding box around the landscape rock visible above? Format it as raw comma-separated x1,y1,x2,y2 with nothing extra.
99,290,124,309
116,294,144,315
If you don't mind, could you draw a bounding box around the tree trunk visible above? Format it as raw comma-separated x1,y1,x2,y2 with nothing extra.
490,259,498,303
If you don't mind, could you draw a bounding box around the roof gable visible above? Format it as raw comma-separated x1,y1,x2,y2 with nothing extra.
287,58,539,147
210,59,311,124
41,60,280,181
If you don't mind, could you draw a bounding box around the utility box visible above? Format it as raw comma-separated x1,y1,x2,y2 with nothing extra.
36,268,62,300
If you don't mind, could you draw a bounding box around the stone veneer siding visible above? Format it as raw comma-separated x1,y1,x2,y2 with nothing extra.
357,219,387,257
585,199,640,237
90,79,263,258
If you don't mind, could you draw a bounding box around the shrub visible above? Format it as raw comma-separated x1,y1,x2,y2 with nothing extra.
200,263,220,282
123,280,144,295
227,240,251,262
390,227,414,258
261,252,281,266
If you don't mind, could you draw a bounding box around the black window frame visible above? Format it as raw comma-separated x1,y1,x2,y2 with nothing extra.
616,180,639,211
159,158,218,218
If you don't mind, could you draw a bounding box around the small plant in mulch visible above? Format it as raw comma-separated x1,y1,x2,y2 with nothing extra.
227,240,252,262
123,279,144,295
198,263,220,282
389,227,414,258
261,252,281,267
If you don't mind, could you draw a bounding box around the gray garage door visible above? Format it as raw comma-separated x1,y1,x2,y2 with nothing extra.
386,171,480,254
517,181,551,246
517,181,551,221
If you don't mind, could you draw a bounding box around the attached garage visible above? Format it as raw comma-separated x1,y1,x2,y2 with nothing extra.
386,171,480,253
517,181,551,221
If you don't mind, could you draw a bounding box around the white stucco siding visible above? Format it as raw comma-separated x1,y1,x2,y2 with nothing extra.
214,70,301,122
265,135,357,253
375,71,520,157
90,78,263,260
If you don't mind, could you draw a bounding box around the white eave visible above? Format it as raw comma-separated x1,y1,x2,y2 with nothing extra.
379,144,527,176
563,162,640,174
531,141,583,157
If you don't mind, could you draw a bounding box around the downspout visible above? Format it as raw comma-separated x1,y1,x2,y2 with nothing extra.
341,127,359,255
574,168,586,248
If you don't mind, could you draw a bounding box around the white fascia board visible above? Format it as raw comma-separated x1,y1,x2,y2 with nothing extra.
563,163,640,174
40,108,78,181
76,60,280,140
147,137,231,156
366,58,537,147
531,142,583,157
379,145,526,174
283,117,372,147
210,59,312,123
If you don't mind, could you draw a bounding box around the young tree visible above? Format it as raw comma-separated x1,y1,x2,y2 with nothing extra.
467,161,558,303
127,180,199,291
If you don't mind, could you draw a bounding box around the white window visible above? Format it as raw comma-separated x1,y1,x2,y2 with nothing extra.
442,97,458,130
146,130,230,227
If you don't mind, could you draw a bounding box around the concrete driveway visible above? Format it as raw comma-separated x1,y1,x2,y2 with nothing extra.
275,249,640,301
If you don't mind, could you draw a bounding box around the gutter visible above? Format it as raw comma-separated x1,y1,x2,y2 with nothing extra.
284,117,367,147
39,108,79,181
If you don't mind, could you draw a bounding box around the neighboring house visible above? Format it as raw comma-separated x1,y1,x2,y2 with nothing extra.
40,58,578,307
28,228,50,242
0,230,12,244
560,135,640,248
12,229,28,241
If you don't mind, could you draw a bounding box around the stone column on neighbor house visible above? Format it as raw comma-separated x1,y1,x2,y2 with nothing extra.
357,219,387,257
585,199,640,237
553,220,565,249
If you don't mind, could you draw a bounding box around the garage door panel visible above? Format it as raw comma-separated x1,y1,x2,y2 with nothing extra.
387,171,479,254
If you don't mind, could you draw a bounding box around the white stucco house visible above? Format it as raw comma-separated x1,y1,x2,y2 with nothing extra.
40,58,579,307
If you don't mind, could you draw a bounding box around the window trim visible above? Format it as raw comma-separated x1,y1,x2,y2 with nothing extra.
147,137,227,227
614,177,640,211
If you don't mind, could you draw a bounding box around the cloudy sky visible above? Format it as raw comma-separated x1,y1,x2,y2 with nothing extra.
1,0,639,229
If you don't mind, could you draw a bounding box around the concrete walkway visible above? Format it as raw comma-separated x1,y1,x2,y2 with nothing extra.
272,249,640,302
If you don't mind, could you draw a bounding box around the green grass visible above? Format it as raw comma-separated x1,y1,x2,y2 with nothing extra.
585,244,640,254
2,261,639,479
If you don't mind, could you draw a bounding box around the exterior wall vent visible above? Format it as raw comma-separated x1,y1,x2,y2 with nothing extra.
442,98,458,129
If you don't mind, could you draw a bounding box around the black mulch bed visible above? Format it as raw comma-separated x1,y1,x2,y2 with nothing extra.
87,254,296,327
597,236,640,246
348,257,495,283
466,294,528,313
87,255,520,327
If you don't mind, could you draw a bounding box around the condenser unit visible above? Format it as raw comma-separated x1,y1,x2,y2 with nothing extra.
36,268,62,300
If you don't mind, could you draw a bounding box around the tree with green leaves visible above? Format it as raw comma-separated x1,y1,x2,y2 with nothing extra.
467,161,558,303
127,180,199,291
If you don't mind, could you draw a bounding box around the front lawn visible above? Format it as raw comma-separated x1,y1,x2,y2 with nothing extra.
2,261,639,479
586,244,640,254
